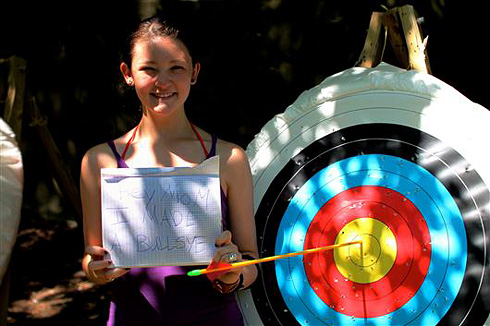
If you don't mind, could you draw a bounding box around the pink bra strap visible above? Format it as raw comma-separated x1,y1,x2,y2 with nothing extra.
190,123,209,158
121,125,139,160
121,123,209,160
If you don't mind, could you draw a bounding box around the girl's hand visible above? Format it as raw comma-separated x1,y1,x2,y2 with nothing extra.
212,230,242,284
84,245,129,284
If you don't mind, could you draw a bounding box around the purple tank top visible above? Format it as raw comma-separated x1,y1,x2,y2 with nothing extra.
104,135,243,326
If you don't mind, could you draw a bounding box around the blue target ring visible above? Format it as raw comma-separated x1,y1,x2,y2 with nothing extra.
275,154,467,325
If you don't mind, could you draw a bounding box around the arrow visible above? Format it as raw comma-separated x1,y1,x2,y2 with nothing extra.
187,240,362,279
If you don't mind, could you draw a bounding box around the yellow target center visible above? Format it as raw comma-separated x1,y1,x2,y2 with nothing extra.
334,218,397,283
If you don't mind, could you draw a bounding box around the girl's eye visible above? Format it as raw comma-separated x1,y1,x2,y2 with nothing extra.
171,66,185,72
141,66,156,72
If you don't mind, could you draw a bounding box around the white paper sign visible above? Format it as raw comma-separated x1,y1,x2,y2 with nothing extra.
101,156,222,268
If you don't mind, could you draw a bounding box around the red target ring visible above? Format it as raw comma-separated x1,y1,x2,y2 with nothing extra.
304,186,431,317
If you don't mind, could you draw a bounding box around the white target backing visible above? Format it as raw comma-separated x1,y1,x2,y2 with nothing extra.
238,63,490,326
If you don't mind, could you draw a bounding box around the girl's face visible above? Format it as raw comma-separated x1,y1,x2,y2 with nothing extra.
121,36,200,117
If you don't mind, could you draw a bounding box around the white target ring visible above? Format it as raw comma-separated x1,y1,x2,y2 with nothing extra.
238,63,490,326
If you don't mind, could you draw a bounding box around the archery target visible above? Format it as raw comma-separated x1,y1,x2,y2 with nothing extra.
237,63,490,326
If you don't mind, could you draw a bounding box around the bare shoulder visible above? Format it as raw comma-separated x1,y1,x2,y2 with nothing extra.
81,142,118,174
82,127,137,171
216,139,249,168
216,139,251,191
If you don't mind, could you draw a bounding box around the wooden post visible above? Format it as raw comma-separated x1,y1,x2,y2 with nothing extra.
357,12,385,68
396,5,431,73
382,9,410,69
356,5,431,74
24,93,83,222
3,57,26,141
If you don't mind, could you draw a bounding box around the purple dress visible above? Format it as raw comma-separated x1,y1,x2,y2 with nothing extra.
105,135,244,326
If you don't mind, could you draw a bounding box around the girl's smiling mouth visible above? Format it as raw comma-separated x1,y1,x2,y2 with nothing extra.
152,91,176,99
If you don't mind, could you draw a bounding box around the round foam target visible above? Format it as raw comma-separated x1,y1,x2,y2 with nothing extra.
237,63,490,326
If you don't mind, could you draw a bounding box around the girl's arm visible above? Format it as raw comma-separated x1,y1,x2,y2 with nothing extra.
213,144,258,289
81,146,128,284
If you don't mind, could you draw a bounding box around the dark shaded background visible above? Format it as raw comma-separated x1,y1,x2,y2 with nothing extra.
1,0,489,324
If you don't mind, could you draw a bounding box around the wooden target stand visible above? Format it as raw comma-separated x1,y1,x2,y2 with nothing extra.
355,5,431,74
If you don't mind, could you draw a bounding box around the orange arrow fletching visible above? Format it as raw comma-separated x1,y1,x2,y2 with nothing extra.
205,261,232,281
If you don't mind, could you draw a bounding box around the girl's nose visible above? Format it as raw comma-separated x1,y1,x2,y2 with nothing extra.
155,72,170,87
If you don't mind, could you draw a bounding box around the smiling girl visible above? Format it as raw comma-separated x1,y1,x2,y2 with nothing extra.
80,16,258,325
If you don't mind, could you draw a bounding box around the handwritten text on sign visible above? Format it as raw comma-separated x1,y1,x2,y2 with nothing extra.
101,156,222,267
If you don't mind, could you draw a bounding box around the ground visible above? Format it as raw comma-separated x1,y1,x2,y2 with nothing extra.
7,215,109,325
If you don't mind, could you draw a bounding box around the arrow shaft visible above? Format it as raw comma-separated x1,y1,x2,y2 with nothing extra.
192,240,362,276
